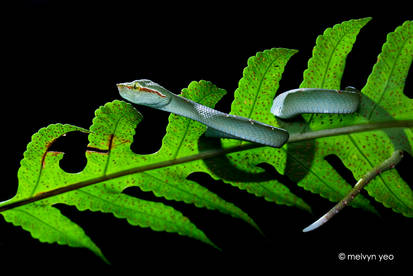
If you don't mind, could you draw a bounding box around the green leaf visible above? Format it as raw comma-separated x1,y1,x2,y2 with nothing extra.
361,20,413,123
285,17,378,213
1,82,261,259
301,17,372,90
0,101,218,261
14,124,88,201
203,48,312,212
78,99,226,246
2,204,108,263
67,186,214,246
1,18,412,263
1,124,108,262
341,20,413,215
289,19,413,216
232,48,298,126
139,81,261,231
300,17,372,130
159,81,227,159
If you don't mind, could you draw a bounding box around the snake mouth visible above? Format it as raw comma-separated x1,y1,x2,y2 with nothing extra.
116,82,135,90
117,83,135,101
117,82,167,98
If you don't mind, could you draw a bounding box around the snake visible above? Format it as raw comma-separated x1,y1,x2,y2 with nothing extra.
117,79,360,148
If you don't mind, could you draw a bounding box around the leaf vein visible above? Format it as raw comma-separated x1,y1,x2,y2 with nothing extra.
366,38,409,120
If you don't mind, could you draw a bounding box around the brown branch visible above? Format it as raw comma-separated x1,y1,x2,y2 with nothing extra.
302,150,404,232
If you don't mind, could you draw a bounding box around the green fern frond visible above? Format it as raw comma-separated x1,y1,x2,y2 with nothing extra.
1,18,412,263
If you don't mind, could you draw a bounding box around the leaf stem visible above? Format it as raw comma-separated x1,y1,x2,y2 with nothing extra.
302,149,404,232
0,119,412,213
288,120,413,142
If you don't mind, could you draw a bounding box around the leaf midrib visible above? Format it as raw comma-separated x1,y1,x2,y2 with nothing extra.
103,117,122,175
141,171,220,209
172,92,215,159
247,56,280,119
1,120,411,213
77,189,186,229
17,208,85,247
366,37,409,120
305,26,347,128
171,116,192,160
284,149,341,196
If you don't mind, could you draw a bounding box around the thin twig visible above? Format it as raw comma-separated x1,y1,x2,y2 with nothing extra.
0,120,411,213
302,150,404,232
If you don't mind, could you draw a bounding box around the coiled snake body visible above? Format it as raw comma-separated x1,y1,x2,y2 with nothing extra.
117,79,360,148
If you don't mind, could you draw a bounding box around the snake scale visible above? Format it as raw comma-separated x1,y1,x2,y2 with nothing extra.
117,79,360,148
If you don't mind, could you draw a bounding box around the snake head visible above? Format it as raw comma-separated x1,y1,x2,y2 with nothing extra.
117,79,172,108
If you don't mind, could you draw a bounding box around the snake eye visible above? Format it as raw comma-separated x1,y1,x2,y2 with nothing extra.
133,83,138,89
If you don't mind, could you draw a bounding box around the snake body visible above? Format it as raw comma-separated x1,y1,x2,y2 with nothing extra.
117,79,360,148
271,87,360,119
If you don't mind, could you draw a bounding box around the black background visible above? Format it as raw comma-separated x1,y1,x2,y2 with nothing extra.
1,1,412,273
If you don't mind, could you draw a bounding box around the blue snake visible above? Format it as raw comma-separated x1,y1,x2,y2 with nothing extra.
117,79,360,148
